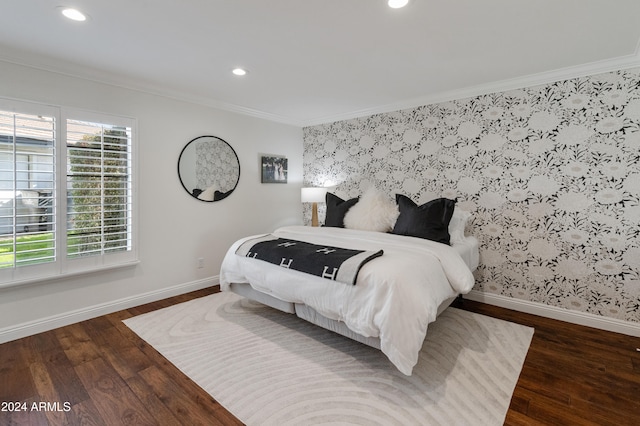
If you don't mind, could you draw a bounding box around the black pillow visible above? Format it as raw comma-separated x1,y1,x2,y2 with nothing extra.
213,189,232,201
324,192,359,227
392,194,456,245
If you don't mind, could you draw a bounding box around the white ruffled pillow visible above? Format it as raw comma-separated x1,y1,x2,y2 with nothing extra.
344,188,399,232
448,208,472,243
197,184,217,201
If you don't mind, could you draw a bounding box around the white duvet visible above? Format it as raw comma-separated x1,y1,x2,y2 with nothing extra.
219,225,476,375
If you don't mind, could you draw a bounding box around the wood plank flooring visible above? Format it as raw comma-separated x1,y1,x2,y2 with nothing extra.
1,286,639,425
453,298,640,426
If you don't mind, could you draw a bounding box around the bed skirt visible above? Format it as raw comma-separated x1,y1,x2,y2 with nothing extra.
227,282,456,350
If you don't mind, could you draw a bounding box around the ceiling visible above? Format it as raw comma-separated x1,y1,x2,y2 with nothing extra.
1,0,640,127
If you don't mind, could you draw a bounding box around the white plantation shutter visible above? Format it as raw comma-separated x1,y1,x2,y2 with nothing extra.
66,119,132,259
0,98,137,288
0,108,56,270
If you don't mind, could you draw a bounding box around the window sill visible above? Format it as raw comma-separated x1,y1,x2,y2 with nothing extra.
0,260,141,291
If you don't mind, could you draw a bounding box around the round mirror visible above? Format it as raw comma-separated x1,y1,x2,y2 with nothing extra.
177,135,240,202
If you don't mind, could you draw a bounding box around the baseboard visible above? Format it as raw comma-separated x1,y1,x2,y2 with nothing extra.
0,276,219,344
464,290,640,337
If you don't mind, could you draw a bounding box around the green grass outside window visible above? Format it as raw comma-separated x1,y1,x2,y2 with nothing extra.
0,233,88,267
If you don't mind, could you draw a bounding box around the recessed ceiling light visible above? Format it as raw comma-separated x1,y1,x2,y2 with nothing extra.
232,68,248,76
61,7,87,22
388,0,409,8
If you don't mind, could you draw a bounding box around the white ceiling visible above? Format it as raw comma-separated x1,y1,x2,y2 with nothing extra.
2,0,640,127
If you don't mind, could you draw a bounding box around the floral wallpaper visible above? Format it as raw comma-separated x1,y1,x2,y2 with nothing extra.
303,68,640,324
195,139,239,192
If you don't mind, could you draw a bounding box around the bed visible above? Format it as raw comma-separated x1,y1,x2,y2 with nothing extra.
219,192,479,376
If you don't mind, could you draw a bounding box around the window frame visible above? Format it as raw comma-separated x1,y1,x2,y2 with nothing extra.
0,98,138,288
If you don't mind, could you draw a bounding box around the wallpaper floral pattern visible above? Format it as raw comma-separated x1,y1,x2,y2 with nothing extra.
303,68,640,323
195,139,239,192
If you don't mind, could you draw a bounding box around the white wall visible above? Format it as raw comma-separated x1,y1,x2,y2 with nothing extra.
0,60,304,341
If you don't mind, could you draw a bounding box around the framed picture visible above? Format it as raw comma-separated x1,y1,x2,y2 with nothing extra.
261,155,288,183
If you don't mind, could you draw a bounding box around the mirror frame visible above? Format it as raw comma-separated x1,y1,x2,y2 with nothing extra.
177,135,240,202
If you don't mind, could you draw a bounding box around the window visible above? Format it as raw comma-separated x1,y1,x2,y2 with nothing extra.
0,99,137,287
66,118,132,258
0,108,56,269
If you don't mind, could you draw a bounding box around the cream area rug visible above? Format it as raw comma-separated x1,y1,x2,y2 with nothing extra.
124,291,534,426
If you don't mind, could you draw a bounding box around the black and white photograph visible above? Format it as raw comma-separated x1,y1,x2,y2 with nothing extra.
260,155,288,183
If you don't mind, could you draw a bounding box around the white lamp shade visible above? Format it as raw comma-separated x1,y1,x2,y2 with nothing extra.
301,187,327,203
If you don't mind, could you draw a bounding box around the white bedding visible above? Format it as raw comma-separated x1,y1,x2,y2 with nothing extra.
219,225,476,375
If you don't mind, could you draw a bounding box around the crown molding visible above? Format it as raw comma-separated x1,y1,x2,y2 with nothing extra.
2,45,638,130
302,51,640,127
0,50,304,127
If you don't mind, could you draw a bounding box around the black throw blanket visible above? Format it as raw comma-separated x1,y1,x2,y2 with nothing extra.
235,235,383,285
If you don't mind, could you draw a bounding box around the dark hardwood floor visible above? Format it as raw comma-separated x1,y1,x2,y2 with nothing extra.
1,286,639,425
454,298,640,426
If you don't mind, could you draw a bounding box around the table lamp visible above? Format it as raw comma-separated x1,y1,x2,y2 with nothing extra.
301,187,327,227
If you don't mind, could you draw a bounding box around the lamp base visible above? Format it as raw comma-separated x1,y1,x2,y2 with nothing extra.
311,202,319,227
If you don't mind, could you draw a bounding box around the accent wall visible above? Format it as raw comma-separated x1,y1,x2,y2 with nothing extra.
303,68,640,326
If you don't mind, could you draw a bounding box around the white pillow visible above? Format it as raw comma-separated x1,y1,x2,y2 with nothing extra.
197,184,217,201
344,188,399,232
448,208,472,243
